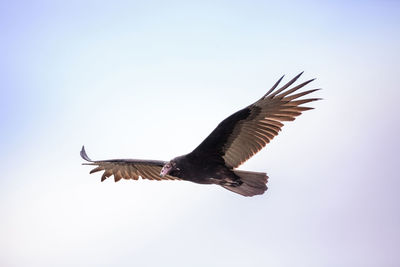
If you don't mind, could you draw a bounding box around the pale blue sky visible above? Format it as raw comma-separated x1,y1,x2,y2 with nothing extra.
1,1,400,266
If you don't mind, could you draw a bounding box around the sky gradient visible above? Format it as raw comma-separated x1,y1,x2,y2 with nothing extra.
1,1,400,266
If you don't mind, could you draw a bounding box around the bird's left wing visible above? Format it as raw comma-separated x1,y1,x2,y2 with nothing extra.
80,146,180,182
191,72,320,168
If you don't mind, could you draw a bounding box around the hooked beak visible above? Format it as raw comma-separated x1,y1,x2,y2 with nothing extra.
160,164,171,177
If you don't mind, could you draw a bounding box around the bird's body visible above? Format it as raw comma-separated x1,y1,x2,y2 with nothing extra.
167,153,241,185
81,72,320,196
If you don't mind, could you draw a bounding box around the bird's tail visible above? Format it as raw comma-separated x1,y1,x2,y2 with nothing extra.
222,170,268,197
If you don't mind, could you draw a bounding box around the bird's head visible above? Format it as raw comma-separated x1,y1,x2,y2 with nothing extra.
160,160,180,177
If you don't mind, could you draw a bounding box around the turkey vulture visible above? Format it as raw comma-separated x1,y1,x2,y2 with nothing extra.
81,72,320,197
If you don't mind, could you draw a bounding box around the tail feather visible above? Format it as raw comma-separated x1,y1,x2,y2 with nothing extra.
222,170,268,197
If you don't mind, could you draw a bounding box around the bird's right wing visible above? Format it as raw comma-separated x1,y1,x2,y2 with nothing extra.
80,146,180,182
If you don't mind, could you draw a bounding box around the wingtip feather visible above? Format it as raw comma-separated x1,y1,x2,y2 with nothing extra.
262,74,285,99
293,71,304,81
89,166,104,174
80,145,93,162
266,72,306,99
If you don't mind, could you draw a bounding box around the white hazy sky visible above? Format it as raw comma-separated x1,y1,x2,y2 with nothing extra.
1,1,400,266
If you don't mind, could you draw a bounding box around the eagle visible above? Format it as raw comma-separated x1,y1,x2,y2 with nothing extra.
81,72,320,197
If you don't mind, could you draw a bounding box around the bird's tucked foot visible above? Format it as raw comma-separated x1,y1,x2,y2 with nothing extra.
209,178,243,187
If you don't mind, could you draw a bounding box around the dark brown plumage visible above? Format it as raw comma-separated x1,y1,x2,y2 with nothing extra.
81,72,320,196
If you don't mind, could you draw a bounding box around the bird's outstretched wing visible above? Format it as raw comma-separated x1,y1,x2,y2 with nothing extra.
80,146,180,182
192,72,320,168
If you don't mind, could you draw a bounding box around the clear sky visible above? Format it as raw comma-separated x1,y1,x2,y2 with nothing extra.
1,1,399,266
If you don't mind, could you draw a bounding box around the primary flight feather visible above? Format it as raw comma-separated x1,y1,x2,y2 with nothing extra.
81,72,320,197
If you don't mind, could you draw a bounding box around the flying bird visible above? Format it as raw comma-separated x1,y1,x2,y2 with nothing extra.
81,72,320,197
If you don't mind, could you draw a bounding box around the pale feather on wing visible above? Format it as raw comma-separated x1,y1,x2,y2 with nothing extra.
222,73,321,168
80,146,180,182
